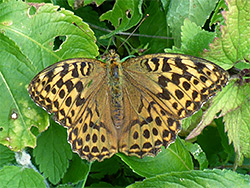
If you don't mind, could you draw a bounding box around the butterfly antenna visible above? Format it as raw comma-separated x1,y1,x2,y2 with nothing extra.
73,22,107,50
117,14,149,50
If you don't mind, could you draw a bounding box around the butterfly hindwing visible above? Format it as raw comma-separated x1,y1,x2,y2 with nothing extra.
118,76,181,157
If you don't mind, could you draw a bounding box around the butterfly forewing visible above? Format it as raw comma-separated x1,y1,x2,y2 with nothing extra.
123,54,229,119
28,58,118,161
29,51,229,161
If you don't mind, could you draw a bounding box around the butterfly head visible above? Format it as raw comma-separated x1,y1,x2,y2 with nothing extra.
105,49,120,65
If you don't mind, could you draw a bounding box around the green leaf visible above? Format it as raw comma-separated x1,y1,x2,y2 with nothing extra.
90,155,120,180
197,126,224,167
138,1,173,53
83,0,105,7
0,32,49,150
184,142,208,170
62,153,90,185
210,0,228,27
34,121,72,185
224,87,250,164
181,19,215,56
181,109,202,134
167,0,219,47
215,118,234,159
100,0,143,38
0,144,15,167
118,137,193,178
0,1,98,71
0,166,46,188
203,0,250,70
127,169,250,188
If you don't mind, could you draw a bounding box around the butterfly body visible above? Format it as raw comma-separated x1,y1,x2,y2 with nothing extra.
106,50,124,129
28,50,229,161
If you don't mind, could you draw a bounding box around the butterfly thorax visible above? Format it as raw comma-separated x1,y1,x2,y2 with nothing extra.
106,50,124,129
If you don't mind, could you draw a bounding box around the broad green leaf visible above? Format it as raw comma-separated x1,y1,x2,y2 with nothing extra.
138,1,173,53
224,89,250,164
100,0,143,38
0,144,15,167
34,121,72,185
118,137,193,178
127,169,250,188
0,32,49,150
62,153,90,185
181,19,215,56
166,0,219,47
203,0,250,70
0,1,98,72
184,142,208,170
0,166,46,188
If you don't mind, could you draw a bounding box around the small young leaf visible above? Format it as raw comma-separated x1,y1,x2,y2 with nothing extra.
167,0,219,47
184,142,208,170
181,19,215,56
34,121,72,185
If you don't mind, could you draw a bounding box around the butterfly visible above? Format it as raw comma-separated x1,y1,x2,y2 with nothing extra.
28,49,229,161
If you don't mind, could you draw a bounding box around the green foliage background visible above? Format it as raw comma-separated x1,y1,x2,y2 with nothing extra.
0,0,250,187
